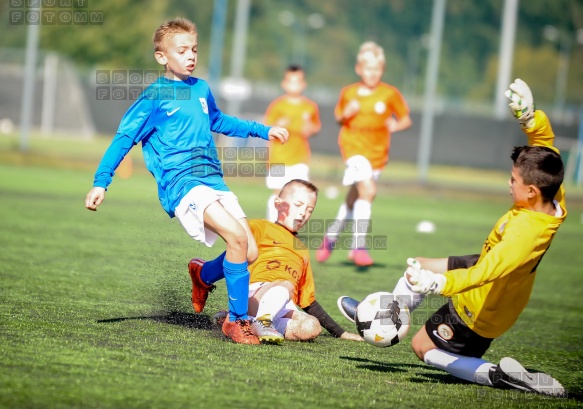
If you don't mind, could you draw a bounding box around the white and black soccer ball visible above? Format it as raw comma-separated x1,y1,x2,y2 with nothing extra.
355,291,411,347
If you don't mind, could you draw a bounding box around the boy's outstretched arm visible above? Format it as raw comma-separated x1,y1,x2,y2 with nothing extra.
303,300,362,341
85,134,136,211
506,78,556,149
267,126,289,144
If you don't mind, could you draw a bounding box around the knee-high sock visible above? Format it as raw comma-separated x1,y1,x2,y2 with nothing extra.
266,194,278,222
255,286,290,320
353,199,371,249
223,258,250,321
392,276,426,312
424,349,494,386
200,251,226,285
326,203,353,241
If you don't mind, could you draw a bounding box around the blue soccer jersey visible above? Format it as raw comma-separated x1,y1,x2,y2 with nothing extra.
93,76,271,217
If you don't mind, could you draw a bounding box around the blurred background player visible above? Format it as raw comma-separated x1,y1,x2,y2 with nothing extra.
264,65,321,221
85,17,289,345
213,179,362,344
316,41,412,267
337,79,566,397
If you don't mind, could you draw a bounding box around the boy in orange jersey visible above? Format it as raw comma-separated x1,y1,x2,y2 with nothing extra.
337,79,566,396
213,179,362,344
264,65,321,222
316,41,411,267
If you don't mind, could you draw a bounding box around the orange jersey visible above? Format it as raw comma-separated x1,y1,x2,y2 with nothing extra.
336,82,409,169
264,96,321,166
248,219,316,308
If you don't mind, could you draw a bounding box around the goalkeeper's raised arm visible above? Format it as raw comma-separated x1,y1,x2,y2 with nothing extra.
505,78,556,150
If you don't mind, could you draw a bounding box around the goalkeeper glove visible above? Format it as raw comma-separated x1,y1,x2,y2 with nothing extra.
404,259,446,295
505,78,535,129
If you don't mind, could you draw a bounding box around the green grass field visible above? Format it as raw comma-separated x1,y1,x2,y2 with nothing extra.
1,135,582,408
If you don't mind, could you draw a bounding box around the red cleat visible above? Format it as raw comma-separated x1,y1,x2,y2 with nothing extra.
222,314,260,345
188,258,215,313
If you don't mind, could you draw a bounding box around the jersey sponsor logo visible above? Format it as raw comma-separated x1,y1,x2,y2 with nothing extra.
264,259,300,280
166,107,181,116
199,98,208,114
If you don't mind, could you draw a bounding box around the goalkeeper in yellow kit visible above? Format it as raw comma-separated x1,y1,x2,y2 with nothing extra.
338,79,567,397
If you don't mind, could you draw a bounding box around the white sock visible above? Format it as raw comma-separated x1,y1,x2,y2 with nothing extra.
326,203,353,241
353,199,371,249
392,277,426,312
255,285,290,320
424,349,494,386
266,194,278,222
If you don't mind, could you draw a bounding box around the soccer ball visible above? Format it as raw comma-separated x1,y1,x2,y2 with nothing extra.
355,292,411,347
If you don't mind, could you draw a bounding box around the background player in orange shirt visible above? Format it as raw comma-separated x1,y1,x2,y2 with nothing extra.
316,41,412,267
264,65,321,221
213,179,362,344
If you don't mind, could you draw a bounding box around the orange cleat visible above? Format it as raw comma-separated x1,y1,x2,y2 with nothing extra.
188,258,215,313
222,314,260,345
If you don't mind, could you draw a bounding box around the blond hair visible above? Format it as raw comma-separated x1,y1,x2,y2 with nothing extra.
153,17,197,51
356,41,385,65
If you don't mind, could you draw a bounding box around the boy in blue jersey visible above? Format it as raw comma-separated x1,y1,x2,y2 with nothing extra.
85,17,289,345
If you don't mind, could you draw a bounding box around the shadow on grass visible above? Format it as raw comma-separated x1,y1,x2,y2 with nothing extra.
409,372,471,385
97,311,213,330
340,356,426,374
338,261,388,273
407,371,581,401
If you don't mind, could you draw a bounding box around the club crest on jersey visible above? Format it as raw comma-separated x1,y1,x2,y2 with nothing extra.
374,101,386,114
436,324,454,340
199,98,208,114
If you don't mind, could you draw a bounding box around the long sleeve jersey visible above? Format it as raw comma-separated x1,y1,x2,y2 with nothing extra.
442,110,567,338
93,76,271,217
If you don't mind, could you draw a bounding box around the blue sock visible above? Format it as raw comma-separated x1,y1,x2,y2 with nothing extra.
223,258,249,321
200,251,226,285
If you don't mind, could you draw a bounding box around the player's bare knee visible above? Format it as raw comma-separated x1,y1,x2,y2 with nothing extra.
289,315,321,341
301,316,321,341
225,229,248,254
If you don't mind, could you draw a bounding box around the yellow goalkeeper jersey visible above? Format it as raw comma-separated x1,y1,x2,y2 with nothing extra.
248,220,316,309
441,110,567,339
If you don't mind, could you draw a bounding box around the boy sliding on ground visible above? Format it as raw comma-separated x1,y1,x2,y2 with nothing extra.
338,79,566,396
194,179,362,344
85,17,288,345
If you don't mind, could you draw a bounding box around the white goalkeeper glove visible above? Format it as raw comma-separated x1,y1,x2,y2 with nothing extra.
404,258,446,295
505,78,535,129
